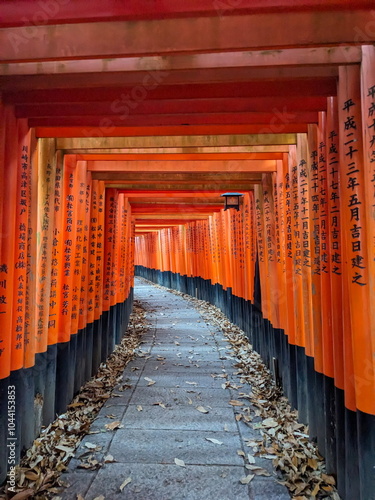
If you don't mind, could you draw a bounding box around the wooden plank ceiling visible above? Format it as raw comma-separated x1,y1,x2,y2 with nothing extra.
0,0,373,232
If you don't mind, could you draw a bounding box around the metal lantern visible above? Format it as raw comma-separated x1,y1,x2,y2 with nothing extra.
221,192,244,211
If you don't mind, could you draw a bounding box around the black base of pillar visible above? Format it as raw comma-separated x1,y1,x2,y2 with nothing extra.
55,340,71,415
306,355,317,441
323,375,337,474
295,345,308,424
335,387,346,498
92,316,102,375
0,376,10,485
85,322,94,381
345,406,360,499
357,410,375,500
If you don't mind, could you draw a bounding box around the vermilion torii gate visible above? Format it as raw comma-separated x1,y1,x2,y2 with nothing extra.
0,2,374,499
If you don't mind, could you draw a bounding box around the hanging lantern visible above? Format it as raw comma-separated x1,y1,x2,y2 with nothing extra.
221,192,243,211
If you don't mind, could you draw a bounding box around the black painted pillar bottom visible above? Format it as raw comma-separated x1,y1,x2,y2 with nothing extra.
55,340,71,416
357,410,375,499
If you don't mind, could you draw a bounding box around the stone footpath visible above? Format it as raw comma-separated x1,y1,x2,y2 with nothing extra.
61,278,290,500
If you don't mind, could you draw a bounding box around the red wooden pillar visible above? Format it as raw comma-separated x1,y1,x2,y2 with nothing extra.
326,97,345,395
0,106,18,380
57,155,79,344
338,65,374,416
360,45,375,383
282,150,297,349
273,162,288,333
25,129,38,373
78,170,92,332
318,112,334,380
10,119,30,371
242,192,255,304
95,181,105,323
35,139,57,355
48,150,64,346
359,45,375,499
296,133,313,359
289,145,305,350
338,64,374,500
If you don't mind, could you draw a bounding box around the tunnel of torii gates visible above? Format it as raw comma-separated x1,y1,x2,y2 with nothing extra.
0,1,375,498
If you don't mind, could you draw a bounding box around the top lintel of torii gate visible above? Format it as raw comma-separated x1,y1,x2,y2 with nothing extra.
0,0,374,28
0,2,374,64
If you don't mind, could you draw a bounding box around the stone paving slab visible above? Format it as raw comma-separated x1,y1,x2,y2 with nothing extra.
66,431,115,472
127,386,233,407
142,354,236,365
132,373,227,389
60,471,96,498
108,429,244,466
151,336,211,344
84,463,253,500
120,404,239,432
60,279,290,499
150,348,220,358
129,359,229,373
90,404,129,430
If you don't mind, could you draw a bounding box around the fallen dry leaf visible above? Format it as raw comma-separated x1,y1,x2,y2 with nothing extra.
9,490,35,500
308,458,318,470
93,496,105,500
196,406,209,414
174,458,186,467
262,417,278,428
311,482,321,497
24,470,39,481
240,474,255,484
247,466,270,476
229,400,243,406
67,402,85,408
205,438,223,445
119,477,132,491
103,454,116,463
84,442,98,449
322,474,336,486
153,402,166,409
55,445,75,453
104,421,123,431
144,377,156,386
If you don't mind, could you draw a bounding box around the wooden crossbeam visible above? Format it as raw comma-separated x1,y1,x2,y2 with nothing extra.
1,12,372,62
57,134,297,148
87,160,276,172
